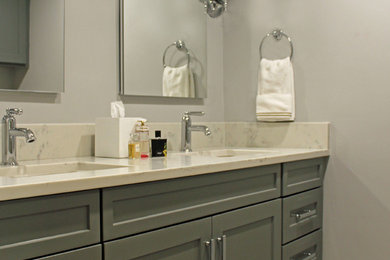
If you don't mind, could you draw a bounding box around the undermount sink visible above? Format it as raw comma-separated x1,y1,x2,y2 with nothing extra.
187,149,276,158
0,162,128,178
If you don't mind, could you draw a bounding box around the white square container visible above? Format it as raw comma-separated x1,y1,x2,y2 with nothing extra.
95,118,141,158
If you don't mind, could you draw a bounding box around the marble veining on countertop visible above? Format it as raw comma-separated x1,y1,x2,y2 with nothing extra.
0,122,329,162
0,147,329,201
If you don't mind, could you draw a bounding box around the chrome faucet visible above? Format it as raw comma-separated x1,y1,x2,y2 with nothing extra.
2,108,36,166
181,111,211,152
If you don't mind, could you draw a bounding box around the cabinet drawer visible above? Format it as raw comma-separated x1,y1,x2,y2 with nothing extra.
35,244,102,260
283,188,322,244
0,190,100,260
282,157,327,196
283,230,322,260
102,164,281,240
104,218,211,260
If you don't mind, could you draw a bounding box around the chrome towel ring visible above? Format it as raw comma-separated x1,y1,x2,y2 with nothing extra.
259,29,293,60
163,40,191,68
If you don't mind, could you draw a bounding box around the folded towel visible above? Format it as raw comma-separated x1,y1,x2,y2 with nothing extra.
256,57,295,121
162,64,195,98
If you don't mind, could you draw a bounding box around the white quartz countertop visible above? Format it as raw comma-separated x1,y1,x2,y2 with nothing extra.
0,148,329,201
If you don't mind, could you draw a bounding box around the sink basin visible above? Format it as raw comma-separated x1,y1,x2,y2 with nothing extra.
187,149,276,158
0,162,128,178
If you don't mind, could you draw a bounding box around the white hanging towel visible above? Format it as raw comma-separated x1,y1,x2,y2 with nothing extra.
256,57,295,121
162,64,195,98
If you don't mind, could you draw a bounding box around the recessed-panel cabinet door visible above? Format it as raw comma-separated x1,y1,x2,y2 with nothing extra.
104,218,212,260
213,199,282,260
0,0,29,65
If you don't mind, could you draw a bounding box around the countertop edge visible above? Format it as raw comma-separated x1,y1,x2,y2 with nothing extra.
0,150,329,201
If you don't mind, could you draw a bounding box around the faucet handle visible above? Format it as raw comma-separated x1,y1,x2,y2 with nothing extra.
6,108,23,116
184,111,205,117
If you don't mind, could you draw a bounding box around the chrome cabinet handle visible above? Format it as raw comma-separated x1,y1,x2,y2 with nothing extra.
300,252,317,260
291,209,317,222
205,239,216,260
292,251,317,260
184,111,205,117
217,235,227,260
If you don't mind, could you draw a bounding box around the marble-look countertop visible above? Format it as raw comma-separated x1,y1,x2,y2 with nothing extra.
0,148,329,201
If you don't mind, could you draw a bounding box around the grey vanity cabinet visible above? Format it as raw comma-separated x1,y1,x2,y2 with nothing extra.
0,0,29,65
0,190,100,260
0,156,326,260
104,199,282,260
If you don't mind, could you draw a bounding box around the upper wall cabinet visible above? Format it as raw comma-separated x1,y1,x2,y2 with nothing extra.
0,0,29,65
0,0,64,93
120,0,207,99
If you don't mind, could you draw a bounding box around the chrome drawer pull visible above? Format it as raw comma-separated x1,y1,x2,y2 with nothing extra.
292,252,317,260
217,235,227,260
205,239,216,260
291,209,317,221
302,252,317,260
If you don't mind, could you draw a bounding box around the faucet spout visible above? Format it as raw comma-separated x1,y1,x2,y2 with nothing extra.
188,125,211,136
10,128,36,143
181,111,211,152
2,108,36,166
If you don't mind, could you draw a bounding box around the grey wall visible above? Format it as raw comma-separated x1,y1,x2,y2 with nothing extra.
223,0,390,259
0,0,224,123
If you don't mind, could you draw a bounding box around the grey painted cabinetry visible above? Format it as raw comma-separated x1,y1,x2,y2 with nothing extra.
102,164,282,259
212,200,281,260
104,200,281,260
0,156,327,259
102,164,281,241
0,190,101,260
281,157,327,260
0,0,29,65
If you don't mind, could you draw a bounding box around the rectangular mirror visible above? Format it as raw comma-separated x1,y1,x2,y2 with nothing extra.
0,0,64,93
120,0,207,98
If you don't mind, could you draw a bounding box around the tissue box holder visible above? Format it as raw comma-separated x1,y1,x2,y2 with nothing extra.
95,118,139,158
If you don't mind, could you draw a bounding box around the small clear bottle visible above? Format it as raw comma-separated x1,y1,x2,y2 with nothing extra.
128,133,141,159
135,120,150,158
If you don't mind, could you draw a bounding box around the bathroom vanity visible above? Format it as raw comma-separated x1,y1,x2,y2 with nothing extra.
0,148,328,260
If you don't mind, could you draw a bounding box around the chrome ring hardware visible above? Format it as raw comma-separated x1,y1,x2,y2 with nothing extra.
259,29,294,60
162,40,191,68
